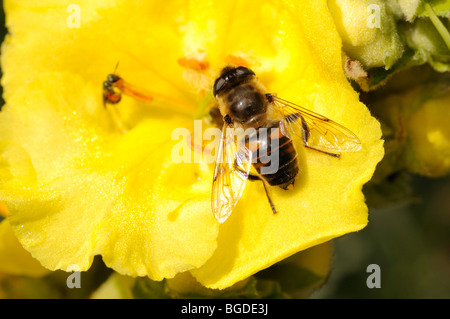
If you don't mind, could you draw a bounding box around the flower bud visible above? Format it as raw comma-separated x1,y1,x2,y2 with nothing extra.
371,81,450,178
329,0,404,69
405,85,450,176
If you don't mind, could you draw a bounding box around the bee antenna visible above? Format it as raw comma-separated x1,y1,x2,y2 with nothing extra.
113,61,120,74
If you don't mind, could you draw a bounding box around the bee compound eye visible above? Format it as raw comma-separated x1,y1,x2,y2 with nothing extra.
107,74,120,83
213,77,226,97
225,70,237,82
235,66,255,78
213,66,256,97
103,81,111,89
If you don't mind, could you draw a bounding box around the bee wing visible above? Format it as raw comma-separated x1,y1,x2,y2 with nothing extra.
268,94,361,154
115,78,154,102
212,123,252,223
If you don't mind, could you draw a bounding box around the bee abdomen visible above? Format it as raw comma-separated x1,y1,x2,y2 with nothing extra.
250,123,299,190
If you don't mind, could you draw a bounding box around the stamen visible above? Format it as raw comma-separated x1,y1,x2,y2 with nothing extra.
113,75,196,115
194,93,214,119
178,57,210,71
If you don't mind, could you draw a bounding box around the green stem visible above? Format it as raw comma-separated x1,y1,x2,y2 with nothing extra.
194,93,214,119
425,3,450,51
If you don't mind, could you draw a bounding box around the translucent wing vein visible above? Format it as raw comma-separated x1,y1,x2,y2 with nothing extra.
269,95,361,154
212,123,252,223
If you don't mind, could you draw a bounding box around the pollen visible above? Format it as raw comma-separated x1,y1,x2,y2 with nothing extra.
178,57,210,71
179,55,215,92
225,55,250,68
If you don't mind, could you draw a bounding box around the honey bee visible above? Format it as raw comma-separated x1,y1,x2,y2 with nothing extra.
211,66,361,223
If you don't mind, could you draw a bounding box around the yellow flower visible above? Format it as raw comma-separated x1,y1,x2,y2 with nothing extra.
0,0,383,290
0,203,49,277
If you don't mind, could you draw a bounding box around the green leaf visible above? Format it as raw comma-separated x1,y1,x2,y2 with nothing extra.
366,47,421,88
417,0,450,18
403,16,450,71
353,16,450,91
424,3,450,51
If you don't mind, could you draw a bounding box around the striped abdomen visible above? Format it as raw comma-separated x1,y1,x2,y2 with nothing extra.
248,121,299,190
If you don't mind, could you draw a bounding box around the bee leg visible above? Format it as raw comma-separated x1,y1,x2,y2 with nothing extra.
247,173,278,215
106,104,128,134
287,112,340,159
234,164,278,214
261,180,277,215
304,145,340,158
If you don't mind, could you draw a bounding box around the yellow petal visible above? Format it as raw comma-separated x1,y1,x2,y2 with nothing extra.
0,219,49,277
0,202,8,218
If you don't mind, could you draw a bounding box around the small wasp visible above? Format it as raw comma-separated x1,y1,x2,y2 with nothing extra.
102,63,197,132
211,66,361,223
102,63,154,132
102,64,154,108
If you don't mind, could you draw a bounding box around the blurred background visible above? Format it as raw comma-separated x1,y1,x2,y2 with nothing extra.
313,175,450,298
0,1,449,298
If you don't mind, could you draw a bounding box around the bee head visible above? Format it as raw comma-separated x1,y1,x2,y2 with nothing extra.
213,66,255,97
106,73,121,84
